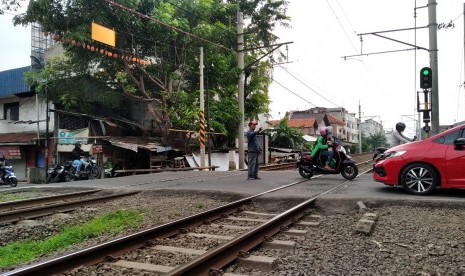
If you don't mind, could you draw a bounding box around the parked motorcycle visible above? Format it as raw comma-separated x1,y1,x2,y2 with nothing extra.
103,162,121,178
297,144,358,180
69,156,101,180
0,165,18,187
46,162,75,183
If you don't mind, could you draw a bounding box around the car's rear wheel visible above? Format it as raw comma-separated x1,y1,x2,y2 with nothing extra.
400,163,438,195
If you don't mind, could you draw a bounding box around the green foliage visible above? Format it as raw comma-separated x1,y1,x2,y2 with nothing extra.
354,132,388,153
15,0,289,145
0,210,143,268
265,117,311,150
0,194,28,203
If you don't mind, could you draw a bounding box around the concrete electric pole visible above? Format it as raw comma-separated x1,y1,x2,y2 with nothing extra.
428,0,439,134
237,11,245,170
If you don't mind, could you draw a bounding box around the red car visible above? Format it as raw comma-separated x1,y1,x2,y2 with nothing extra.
373,124,465,195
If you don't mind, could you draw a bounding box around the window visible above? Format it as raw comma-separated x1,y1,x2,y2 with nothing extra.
4,102,19,121
433,129,461,145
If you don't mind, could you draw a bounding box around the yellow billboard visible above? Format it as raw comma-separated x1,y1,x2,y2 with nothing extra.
91,22,116,47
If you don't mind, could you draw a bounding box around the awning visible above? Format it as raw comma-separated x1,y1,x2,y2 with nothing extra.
303,135,318,142
0,132,38,145
101,136,170,153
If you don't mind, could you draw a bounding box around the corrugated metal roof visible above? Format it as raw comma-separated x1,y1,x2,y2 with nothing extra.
0,132,38,145
0,66,31,96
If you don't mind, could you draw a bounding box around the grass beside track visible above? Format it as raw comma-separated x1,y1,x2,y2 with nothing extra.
0,209,144,269
0,194,29,203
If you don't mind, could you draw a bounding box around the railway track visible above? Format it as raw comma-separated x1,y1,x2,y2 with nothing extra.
4,165,374,275
0,190,138,225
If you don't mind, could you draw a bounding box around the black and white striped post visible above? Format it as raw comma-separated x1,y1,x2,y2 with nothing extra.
199,47,206,168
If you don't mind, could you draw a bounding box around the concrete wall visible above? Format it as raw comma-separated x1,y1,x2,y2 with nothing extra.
0,96,54,134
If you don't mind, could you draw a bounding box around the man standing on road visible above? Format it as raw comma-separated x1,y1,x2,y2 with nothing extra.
246,120,262,180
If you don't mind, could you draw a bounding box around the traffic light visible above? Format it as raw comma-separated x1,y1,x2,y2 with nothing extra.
420,67,432,89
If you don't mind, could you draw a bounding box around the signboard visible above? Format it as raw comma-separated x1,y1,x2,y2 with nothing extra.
91,22,116,47
92,145,103,154
0,146,21,159
58,128,89,145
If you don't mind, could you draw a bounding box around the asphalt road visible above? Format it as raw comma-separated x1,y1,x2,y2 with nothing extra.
3,169,465,203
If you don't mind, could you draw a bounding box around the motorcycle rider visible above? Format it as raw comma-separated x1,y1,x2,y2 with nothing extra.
391,122,416,147
71,142,87,177
311,126,335,171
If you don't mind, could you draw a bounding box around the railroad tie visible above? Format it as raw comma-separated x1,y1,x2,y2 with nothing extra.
237,255,278,272
111,260,173,273
209,223,252,230
186,232,235,240
295,221,319,227
241,211,277,218
150,245,207,255
283,229,308,236
263,239,297,250
225,216,267,223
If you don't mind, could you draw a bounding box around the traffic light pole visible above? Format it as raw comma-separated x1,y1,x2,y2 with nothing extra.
418,88,431,139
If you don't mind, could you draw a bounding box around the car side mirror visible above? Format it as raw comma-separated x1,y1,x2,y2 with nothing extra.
453,137,465,150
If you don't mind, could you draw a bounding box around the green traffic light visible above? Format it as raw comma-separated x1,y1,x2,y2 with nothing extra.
422,69,430,76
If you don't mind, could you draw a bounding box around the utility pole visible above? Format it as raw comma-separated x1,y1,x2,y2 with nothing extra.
45,85,49,176
237,10,245,170
358,101,362,153
199,47,206,168
428,0,439,134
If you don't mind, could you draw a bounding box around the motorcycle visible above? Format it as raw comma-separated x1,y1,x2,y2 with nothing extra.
103,162,121,178
373,147,388,162
46,162,75,183
0,165,18,187
69,156,101,180
297,144,358,180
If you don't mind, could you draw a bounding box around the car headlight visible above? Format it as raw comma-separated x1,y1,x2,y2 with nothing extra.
383,150,406,160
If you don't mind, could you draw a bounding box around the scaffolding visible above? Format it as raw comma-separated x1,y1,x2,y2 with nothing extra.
31,23,54,68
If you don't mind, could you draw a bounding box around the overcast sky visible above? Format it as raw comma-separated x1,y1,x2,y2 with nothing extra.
269,0,465,135
1,0,464,135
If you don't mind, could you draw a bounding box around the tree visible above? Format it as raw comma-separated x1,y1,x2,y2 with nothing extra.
353,132,388,153
265,118,311,150
0,0,25,15
15,0,289,146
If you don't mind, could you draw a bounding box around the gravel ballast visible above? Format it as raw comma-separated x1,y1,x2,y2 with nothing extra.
1,188,464,275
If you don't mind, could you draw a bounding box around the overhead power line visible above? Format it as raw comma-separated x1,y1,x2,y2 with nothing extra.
272,79,316,108
101,0,233,52
277,64,341,108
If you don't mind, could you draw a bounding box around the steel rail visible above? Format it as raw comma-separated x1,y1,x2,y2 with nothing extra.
168,170,370,275
0,189,101,213
3,179,313,276
0,191,138,225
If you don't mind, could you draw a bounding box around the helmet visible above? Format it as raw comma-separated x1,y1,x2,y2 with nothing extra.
319,126,328,136
326,126,333,135
74,142,82,147
395,122,406,132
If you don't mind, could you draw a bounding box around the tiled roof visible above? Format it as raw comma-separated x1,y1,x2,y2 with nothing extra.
327,114,345,126
268,119,317,128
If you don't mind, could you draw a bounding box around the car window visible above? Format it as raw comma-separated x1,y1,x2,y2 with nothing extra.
433,129,461,145
461,128,465,138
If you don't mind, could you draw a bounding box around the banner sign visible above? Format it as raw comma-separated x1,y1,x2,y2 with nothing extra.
0,146,21,159
92,145,103,154
91,22,116,47
58,128,89,145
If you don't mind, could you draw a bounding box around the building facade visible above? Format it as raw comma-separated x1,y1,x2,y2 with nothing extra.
0,66,54,180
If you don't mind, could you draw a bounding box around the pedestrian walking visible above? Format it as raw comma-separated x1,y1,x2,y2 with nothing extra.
246,120,262,180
